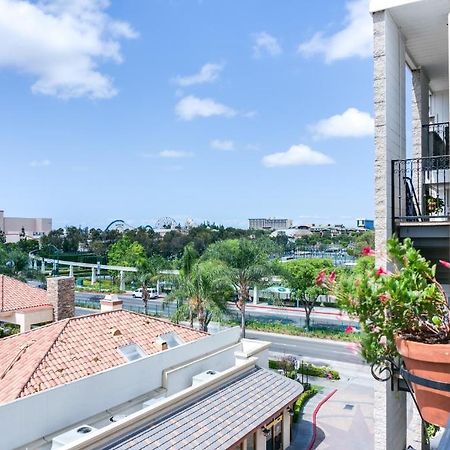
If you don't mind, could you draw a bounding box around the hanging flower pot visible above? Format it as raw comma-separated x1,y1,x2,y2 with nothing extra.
319,237,450,426
396,336,450,427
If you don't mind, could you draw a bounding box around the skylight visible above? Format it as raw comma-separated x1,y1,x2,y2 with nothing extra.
118,344,146,362
158,332,184,348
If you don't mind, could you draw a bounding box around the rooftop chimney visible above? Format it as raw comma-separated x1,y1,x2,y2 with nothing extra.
47,277,75,321
155,337,168,352
100,294,123,313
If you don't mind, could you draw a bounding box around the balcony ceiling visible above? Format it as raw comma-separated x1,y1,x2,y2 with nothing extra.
388,0,449,91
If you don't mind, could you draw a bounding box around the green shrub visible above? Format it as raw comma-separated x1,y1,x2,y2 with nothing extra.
293,387,319,422
269,360,281,370
269,359,340,380
298,363,340,380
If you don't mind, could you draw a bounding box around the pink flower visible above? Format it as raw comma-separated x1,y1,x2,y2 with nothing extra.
378,293,389,304
328,271,336,283
362,246,375,256
345,325,354,334
315,271,326,286
376,267,387,277
439,260,450,269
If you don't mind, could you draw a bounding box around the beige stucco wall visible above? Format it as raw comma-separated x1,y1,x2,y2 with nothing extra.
2,215,52,242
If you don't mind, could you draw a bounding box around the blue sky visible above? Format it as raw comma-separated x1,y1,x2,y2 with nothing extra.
0,0,376,229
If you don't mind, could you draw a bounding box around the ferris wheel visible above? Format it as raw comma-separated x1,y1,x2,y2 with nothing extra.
155,217,177,229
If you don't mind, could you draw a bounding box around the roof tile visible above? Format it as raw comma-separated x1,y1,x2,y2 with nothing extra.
0,310,206,403
0,275,50,312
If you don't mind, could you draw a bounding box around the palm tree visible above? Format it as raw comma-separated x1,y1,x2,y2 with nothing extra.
164,243,230,330
169,257,229,331
134,257,164,315
204,238,275,337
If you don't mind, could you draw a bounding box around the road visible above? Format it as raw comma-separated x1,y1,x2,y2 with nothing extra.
245,330,364,365
75,292,358,329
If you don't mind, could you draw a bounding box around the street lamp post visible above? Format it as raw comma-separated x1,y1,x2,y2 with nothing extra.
97,261,101,291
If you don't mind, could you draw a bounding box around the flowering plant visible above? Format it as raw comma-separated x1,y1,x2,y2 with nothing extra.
317,237,450,363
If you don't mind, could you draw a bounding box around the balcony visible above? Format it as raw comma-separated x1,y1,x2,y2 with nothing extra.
392,153,450,284
423,122,449,158
392,154,450,224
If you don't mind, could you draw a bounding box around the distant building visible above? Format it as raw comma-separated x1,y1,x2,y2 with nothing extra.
356,218,374,231
0,210,52,243
249,218,293,230
270,225,312,239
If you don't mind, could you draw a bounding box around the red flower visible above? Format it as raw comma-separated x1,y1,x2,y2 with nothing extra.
345,325,354,334
362,246,375,256
376,267,387,277
378,293,389,304
328,271,336,283
315,271,326,286
439,260,450,269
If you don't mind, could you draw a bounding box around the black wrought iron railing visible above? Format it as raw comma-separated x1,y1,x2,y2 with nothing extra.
392,155,450,223
423,122,449,157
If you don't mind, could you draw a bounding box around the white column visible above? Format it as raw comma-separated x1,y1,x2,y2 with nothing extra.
40,259,45,273
119,270,125,291
253,285,259,304
33,259,38,270
255,429,266,449
91,267,97,285
448,13,450,122
411,69,429,159
282,409,291,449
156,280,161,296
69,265,74,277
373,10,407,450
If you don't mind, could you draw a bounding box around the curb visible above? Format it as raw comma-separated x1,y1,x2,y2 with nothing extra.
307,389,338,450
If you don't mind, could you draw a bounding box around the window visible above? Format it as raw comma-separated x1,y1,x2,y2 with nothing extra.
118,343,146,361
158,332,184,348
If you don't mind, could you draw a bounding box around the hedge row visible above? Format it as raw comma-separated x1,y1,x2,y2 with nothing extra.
269,359,340,380
293,387,319,422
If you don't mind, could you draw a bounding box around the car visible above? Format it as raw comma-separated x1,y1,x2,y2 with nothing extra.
132,288,158,299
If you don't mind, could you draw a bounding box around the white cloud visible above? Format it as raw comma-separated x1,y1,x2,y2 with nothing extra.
310,107,374,138
173,63,224,87
298,0,371,63
0,0,137,99
252,32,282,57
210,139,235,151
175,95,236,121
159,150,193,159
30,159,51,167
262,144,334,168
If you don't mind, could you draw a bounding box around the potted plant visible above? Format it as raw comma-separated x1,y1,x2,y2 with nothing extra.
317,237,450,427
426,194,445,216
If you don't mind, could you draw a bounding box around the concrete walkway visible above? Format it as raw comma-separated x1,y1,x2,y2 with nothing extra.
288,361,374,450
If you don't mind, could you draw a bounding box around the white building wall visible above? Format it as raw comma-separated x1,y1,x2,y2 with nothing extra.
430,90,449,123
0,328,241,450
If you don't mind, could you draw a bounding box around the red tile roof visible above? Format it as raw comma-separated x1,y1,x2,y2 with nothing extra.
0,310,207,404
0,275,50,312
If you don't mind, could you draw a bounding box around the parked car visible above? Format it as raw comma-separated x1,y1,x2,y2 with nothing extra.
132,288,158,299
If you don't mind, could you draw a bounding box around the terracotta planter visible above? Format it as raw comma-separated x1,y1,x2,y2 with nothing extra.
396,336,450,427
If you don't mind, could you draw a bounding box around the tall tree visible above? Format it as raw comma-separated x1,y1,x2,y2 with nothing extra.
281,258,333,330
107,236,147,268
169,246,229,331
204,238,275,337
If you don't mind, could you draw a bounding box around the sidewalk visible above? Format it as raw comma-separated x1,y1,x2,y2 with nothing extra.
289,365,374,450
